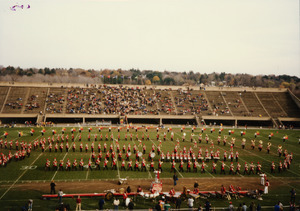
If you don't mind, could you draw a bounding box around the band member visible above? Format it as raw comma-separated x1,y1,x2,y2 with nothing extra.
220,161,226,174
45,159,50,171
127,159,133,171
112,158,117,170
103,158,108,170
267,142,271,154
212,162,217,174
158,159,163,172
134,160,140,171
150,160,154,172
171,160,176,173
72,159,78,170
186,160,192,172
229,162,234,175
244,163,249,175
141,159,146,172
201,161,206,173
241,138,246,149
249,162,255,175
79,158,84,170
256,162,262,174
271,161,275,173
52,158,58,170
235,162,241,174
120,159,126,171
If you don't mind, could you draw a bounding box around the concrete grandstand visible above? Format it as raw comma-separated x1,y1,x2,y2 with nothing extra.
0,82,299,128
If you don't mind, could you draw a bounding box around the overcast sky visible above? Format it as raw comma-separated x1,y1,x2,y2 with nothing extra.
0,0,299,77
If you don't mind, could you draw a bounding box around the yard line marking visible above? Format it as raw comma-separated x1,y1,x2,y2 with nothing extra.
51,152,68,181
172,131,215,178
132,132,152,179
174,166,184,178
0,144,50,200
85,151,92,180
85,165,90,180
143,131,179,178
51,133,79,181
112,131,121,180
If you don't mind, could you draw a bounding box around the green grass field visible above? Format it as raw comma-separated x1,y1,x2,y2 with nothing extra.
0,125,299,210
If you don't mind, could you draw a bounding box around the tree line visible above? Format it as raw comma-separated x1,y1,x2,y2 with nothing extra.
0,66,299,96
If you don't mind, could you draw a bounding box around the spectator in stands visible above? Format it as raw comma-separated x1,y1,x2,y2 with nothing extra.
126,186,131,193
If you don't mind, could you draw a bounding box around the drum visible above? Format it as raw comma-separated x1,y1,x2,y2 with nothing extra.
128,152,132,156
119,188,125,194
138,152,143,157
105,192,114,201
150,152,155,158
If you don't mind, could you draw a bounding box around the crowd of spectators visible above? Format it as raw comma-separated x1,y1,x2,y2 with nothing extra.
5,97,23,110
42,86,215,116
46,90,65,114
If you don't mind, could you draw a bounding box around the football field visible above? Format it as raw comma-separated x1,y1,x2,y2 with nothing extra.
0,125,299,210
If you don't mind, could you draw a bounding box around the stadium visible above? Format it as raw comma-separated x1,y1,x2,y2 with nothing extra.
0,82,299,210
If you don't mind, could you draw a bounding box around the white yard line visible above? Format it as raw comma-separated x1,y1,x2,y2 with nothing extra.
112,132,121,180
143,131,182,178
86,150,93,180
51,133,79,181
174,166,184,178
133,133,152,179
173,131,215,178
51,152,68,181
0,144,50,200
85,166,90,180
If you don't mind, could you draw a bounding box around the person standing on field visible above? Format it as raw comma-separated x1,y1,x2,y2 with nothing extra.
50,180,56,194
76,196,82,211
264,180,270,194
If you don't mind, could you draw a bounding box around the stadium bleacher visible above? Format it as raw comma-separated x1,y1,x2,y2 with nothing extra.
0,84,299,127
